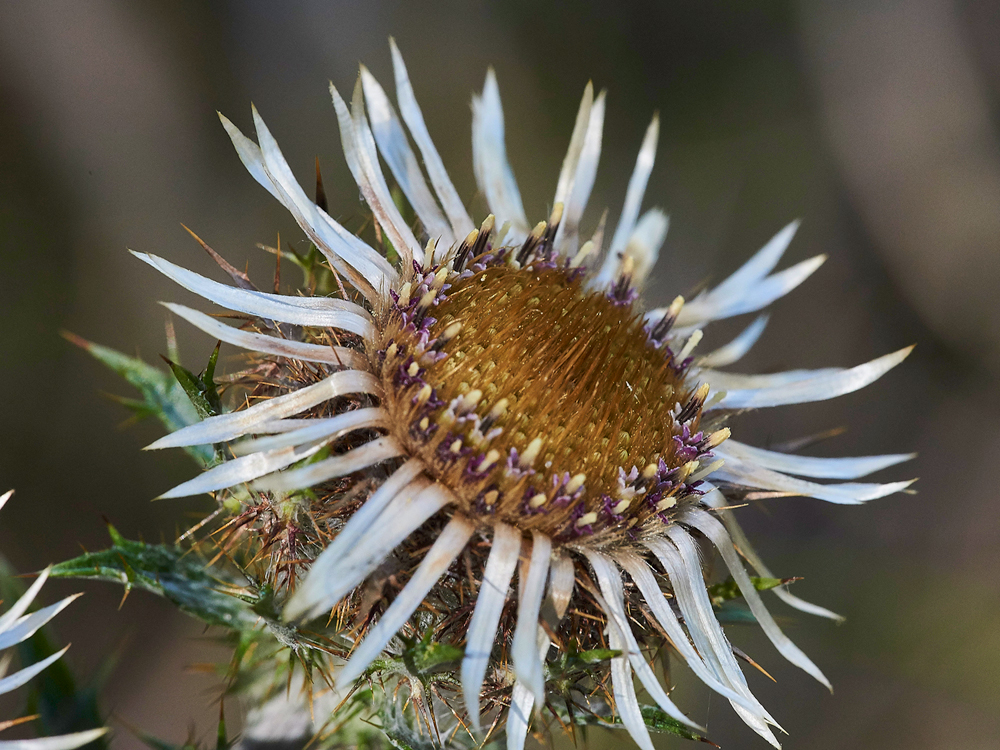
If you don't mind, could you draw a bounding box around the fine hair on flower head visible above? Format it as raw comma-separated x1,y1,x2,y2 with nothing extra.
134,38,914,749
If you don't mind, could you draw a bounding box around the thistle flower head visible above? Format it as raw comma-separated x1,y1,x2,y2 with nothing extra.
138,40,914,749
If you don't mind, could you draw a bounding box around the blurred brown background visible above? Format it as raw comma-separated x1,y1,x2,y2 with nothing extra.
0,0,997,747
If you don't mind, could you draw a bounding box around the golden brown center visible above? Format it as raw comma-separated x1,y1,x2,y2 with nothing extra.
377,261,701,538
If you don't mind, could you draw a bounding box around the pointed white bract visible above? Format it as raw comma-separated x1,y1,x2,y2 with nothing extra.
547,551,575,621
285,477,449,622
389,39,474,238
332,81,425,267
685,508,833,687
606,613,656,750
462,522,521,731
0,596,81,652
136,252,375,335
511,531,551,705
0,647,68,697
623,208,669,285
596,114,661,286
712,452,915,504
584,551,701,730
253,435,403,492
719,439,914,479
615,551,771,717
220,110,396,299
146,369,381,450
233,407,388,455
505,679,535,750
472,69,531,242
554,89,605,255
0,554,109,750
360,66,455,246
673,220,801,326
702,486,845,621
553,83,595,215
162,303,369,369
159,441,325,499
712,347,913,410
648,533,782,747
336,514,475,688
697,314,770,368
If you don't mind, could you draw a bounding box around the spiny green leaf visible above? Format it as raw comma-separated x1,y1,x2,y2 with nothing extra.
163,357,216,421
65,333,213,467
574,648,621,665
400,631,463,675
550,646,622,678
637,705,717,745
709,576,789,607
48,534,255,631
713,600,758,625
556,702,716,744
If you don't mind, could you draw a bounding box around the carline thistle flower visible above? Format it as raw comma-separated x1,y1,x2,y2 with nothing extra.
136,41,913,748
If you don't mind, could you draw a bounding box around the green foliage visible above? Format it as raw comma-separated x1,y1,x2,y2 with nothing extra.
554,701,715,745
48,525,256,631
400,630,463,676
162,341,223,420
635,705,717,745
65,333,214,467
708,574,799,624
708,575,786,608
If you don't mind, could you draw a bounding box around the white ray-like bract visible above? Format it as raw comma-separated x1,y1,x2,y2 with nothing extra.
389,39,475,238
146,369,381,450
547,551,575,621
701,485,846,621
336,514,475,689
136,252,374,335
615,550,773,718
360,66,455,246
709,346,913,410
684,508,832,685
331,81,425,268
162,302,369,369
584,551,701,730
233,407,388,455
462,522,521,731
472,69,531,242
696,314,770,368
712,453,915,504
554,89,606,255
595,114,661,286
284,477,447,622
0,546,109,750
220,111,396,299
253,435,403,492
135,42,915,749
510,531,551,705
718,439,915,479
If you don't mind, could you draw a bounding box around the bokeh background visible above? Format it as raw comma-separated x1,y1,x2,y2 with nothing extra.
1,1,998,747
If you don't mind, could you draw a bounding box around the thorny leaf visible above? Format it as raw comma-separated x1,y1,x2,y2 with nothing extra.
713,600,759,625
709,576,790,608
558,702,717,745
401,631,463,677
48,526,256,631
64,333,213,467
163,340,223,421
